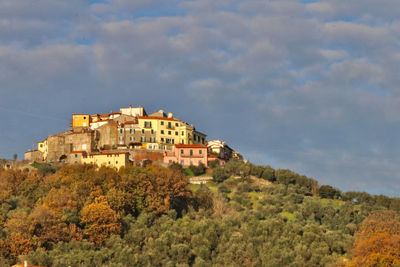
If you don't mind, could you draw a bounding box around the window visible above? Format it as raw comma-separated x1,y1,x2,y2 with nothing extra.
161,130,164,134
108,161,111,164
161,121,164,125
149,145,152,149
175,131,178,135
181,140,184,144
130,129,132,133
151,129,154,134
133,129,135,134
199,150,202,154
75,154,78,158
83,116,86,119
175,123,179,126
161,138,164,142
169,160,172,164
202,137,205,144
142,129,144,134
168,131,171,135
168,122,172,128
182,131,184,136
116,161,118,164
190,150,193,156
180,160,184,165
120,129,123,133
144,121,152,128
172,139,174,144
130,137,133,141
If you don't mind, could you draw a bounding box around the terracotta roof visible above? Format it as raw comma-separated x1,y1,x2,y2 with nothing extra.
110,112,121,115
138,116,179,122
175,144,207,148
124,121,137,124
208,154,218,158
72,114,89,116
70,150,85,153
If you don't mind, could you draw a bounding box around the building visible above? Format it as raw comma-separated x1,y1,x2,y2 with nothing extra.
26,106,212,166
207,140,233,161
24,150,43,162
81,151,130,169
68,150,87,164
164,144,208,167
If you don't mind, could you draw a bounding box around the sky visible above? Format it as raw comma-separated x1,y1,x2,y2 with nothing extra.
1,0,400,196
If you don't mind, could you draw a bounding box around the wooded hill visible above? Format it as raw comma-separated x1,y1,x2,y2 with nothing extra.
0,159,399,266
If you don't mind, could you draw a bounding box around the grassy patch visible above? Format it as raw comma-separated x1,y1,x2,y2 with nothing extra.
281,211,296,222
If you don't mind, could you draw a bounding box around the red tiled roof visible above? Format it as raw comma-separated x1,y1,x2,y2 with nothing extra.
175,144,207,148
70,150,85,153
124,121,137,124
208,154,218,158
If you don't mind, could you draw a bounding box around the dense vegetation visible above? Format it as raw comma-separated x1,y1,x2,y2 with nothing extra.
0,159,399,266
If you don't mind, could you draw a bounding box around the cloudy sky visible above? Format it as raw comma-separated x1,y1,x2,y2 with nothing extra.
1,0,400,196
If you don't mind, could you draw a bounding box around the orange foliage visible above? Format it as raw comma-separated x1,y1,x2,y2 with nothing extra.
139,165,191,214
80,196,121,245
348,210,400,267
7,233,33,258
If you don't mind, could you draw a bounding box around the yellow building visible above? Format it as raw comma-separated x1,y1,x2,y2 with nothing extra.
81,151,129,169
137,113,206,151
37,139,48,160
72,114,91,128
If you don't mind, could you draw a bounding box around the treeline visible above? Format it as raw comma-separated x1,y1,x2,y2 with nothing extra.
212,159,400,211
0,161,398,266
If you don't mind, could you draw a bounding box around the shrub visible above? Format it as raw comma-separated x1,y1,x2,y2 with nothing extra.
212,167,229,183
189,163,206,176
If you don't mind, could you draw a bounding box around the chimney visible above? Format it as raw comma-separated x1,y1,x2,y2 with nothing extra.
167,112,173,118
129,104,132,108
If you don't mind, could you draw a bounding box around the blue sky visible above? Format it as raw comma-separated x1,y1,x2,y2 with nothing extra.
1,0,400,196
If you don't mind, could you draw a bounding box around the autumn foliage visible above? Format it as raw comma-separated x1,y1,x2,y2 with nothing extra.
348,210,400,267
0,164,191,262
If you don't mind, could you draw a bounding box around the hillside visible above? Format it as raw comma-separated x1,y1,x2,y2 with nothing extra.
0,160,399,266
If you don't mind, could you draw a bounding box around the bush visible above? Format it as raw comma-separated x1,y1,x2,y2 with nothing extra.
261,166,275,181
209,160,220,169
189,163,206,176
33,163,56,176
212,167,229,183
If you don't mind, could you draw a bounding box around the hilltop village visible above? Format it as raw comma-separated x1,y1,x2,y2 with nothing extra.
24,106,242,168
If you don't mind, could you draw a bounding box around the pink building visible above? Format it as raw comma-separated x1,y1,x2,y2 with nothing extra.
164,144,208,167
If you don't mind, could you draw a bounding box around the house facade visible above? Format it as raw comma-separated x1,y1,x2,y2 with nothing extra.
81,151,130,169
164,144,208,167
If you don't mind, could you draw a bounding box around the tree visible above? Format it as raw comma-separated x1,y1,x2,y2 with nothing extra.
212,167,229,183
348,210,400,267
80,196,121,245
261,165,275,181
318,185,341,199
